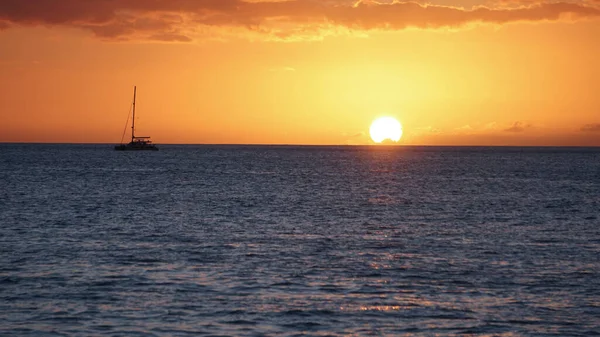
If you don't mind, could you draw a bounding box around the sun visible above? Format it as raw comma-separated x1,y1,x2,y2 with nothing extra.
370,117,403,144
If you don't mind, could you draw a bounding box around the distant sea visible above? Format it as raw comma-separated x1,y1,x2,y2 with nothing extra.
1,144,599,336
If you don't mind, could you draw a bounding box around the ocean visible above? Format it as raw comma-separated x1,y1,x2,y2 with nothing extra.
1,144,599,336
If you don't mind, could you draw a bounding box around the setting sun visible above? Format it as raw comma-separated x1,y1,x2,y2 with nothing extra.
370,117,403,144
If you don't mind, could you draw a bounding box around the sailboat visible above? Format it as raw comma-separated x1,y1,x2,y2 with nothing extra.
115,86,158,151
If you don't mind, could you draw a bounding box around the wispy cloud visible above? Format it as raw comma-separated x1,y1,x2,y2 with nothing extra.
581,123,600,132
504,121,532,132
483,121,498,130
455,124,473,130
1,0,599,41
412,126,442,135
341,131,367,145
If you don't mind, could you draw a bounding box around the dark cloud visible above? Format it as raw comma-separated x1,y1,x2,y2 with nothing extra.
504,121,532,132
81,13,185,39
0,0,239,25
0,0,599,41
581,123,600,132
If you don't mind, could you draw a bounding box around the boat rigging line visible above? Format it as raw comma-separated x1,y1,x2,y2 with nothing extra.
119,101,134,145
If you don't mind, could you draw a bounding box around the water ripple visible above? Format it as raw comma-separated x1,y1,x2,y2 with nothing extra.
1,145,599,336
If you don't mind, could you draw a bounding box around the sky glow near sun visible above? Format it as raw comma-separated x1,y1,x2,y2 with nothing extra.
0,0,600,145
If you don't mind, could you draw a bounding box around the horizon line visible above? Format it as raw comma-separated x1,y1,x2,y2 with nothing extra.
1,142,599,148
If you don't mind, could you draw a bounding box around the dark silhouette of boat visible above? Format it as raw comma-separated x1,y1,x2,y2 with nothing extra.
115,86,158,151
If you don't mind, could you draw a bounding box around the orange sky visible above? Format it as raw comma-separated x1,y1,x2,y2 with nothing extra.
1,0,599,145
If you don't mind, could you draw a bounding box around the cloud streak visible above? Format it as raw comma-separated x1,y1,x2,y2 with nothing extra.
581,123,600,132
1,0,599,41
504,121,532,132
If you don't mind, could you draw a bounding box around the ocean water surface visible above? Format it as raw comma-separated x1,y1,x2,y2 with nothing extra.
1,144,599,336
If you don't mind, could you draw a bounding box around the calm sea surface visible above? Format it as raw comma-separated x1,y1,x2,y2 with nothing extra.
1,144,599,336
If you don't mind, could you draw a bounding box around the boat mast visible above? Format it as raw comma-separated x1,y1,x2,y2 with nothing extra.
131,86,136,142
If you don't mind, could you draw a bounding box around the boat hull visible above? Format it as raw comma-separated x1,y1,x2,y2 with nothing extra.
114,143,158,151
